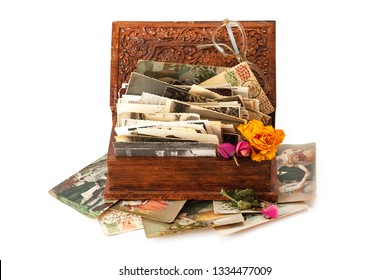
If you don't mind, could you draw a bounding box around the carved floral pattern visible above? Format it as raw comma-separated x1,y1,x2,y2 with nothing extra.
114,24,274,101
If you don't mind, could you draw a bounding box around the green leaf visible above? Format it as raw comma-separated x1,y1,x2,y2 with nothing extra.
220,188,262,211
220,188,238,203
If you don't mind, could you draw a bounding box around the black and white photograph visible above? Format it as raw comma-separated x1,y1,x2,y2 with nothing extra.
191,103,241,118
113,141,217,157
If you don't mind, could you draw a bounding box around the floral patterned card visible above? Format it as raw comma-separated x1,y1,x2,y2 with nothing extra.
98,208,143,236
199,62,275,114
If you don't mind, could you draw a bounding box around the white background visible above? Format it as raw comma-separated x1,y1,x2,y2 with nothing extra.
1,0,389,279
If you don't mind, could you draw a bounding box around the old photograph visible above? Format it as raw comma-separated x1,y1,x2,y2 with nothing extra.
48,155,117,218
136,60,228,85
276,143,316,203
142,201,244,238
113,141,217,157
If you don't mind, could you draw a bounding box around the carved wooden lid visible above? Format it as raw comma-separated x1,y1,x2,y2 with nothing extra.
109,21,276,120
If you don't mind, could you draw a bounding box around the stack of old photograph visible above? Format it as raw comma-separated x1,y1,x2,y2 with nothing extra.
113,60,273,157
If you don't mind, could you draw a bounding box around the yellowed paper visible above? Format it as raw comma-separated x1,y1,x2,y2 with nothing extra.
199,62,275,114
98,209,143,236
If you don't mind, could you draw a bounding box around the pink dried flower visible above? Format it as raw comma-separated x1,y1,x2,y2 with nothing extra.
262,204,278,219
236,141,251,157
217,142,236,159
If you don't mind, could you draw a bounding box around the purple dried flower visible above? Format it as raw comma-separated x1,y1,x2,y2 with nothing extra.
217,143,236,159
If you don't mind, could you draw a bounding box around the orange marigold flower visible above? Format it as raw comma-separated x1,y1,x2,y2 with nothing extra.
237,119,285,162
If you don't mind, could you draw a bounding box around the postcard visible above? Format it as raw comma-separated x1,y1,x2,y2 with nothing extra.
116,103,167,123
114,134,196,143
190,102,241,118
142,200,244,238
118,119,214,136
119,112,201,125
215,202,309,235
136,60,228,85
98,208,143,236
276,143,317,203
199,62,275,115
111,200,186,223
209,121,223,143
163,85,210,103
122,122,208,135
119,113,200,126
126,72,178,96
48,155,117,219
181,84,249,98
116,119,207,136
141,92,246,125
118,94,142,103
135,127,219,144
213,200,261,214
247,108,272,125
113,141,217,157
188,84,225,99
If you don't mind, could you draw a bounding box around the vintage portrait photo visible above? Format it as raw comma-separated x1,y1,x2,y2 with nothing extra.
276,143,316,203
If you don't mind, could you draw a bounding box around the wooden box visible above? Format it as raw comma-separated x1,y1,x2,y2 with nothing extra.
104,21,277,201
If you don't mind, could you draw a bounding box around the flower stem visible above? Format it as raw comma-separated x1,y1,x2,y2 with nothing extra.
233,155,240,166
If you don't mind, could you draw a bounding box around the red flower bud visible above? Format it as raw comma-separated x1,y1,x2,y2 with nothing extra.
262,204,278,219
236,141,251,157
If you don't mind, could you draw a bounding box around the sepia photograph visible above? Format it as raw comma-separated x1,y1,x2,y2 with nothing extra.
136,60,228,85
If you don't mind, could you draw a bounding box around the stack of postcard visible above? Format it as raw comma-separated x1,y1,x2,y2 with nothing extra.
49,143,316,238
113,60,273,157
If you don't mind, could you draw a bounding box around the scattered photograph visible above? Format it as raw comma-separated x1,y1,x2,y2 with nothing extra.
276,143,316,203
98,208,143,236
48,155,116,219
213,200,261,214
215,202,309,235
142,200,244,238
111,200,186,223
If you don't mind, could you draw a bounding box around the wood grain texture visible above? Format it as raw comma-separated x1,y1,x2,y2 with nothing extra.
105,21,278,201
